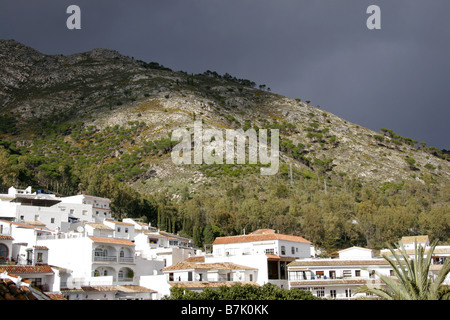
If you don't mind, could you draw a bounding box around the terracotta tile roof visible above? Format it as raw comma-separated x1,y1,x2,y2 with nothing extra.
88,236,135,246
45,293,67,300
0,278,37,300
23,221,46,227
159,231,193,241
111,221,134,226
33,246,49,250
185,256,205,263
288,259,390,267
163,262,257,272
381,246,450,256
86,223,114,230
61,286,118,293
290,279,383,286
61,285,155,294
0,265,54,274
115,285,156,293
213,229,311,245
170,281,260,289
0,235,14,240
0,220,53,232
401,235,430,244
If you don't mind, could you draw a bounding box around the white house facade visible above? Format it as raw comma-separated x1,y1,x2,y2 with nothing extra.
204,229,312,288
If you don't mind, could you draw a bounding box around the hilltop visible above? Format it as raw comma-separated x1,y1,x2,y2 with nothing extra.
0,39,448,250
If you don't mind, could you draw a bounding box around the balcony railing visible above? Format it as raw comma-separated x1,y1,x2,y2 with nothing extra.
93,255,134,264
118,277,133,282
94,255,117,263
118,257,134,263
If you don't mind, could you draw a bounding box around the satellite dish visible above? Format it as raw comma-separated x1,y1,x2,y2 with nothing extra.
76,226,85,233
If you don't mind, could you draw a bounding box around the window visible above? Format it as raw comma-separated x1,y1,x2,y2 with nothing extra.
291,247,295,254
32,278,42,288
51,218,55,224
117,227,121,232
316,290,325,297
37,252,43,262
95,248,105,257
125,228,128,233
355,270,361,277
345,289,352,298
330,290,336,298
281,246,286,255
188,272,193,281
265,248,274,255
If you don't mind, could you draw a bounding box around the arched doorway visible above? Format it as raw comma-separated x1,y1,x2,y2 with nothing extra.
0,244,8,264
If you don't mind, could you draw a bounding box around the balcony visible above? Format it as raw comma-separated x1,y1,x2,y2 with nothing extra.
0,227,12,236
93,255,117,263
93,254,134,264
118,257,134,263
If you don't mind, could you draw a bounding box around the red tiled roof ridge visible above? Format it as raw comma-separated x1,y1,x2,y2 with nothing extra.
0,264,54,274
88,236,135,246
162,261,257,271
213,230,311,245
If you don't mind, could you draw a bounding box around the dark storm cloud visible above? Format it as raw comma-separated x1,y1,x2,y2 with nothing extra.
0,0,448,149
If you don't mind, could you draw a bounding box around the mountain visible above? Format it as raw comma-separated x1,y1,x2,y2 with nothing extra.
0,39,448,250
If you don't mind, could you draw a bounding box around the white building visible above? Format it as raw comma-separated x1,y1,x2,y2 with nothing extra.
134,229,197,268
380,235,450,286
287,246,391,299
0,220,59,292
161,261,258,294
0,187,113,232
37,234,137,286
0,220,54,266
60,194,113,222
203,229,312,288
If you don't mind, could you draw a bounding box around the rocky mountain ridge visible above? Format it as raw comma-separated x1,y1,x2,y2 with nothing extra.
0,39,448,196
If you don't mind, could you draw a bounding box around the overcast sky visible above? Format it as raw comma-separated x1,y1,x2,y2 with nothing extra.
1,0,449,149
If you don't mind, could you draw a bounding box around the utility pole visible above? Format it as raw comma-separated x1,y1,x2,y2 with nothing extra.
289,163,293,186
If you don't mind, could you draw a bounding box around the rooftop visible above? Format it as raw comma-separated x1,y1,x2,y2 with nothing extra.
88,236,135,246
163,261,257,272
288,259,390,268
213,229,311,245
169,281,260,289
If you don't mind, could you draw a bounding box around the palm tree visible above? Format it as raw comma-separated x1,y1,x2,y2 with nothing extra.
358,240,450,300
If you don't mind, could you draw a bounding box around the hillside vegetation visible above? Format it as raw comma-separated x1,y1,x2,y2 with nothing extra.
0,39,448,252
